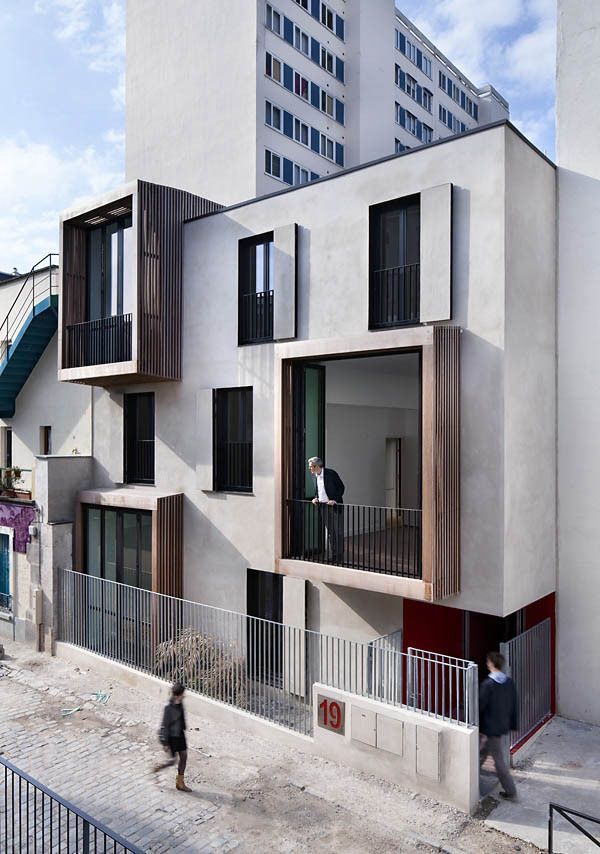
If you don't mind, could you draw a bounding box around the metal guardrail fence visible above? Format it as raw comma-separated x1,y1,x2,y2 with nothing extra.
0,755,143,853
369,263,420,329
285,500,422,578
548,803,600,852
58,570,478,737
239,289,274,343
65,313,133,368
500,618,551,749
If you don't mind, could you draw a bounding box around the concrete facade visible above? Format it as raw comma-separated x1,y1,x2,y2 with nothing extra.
556,0,600,724
125,0,509,205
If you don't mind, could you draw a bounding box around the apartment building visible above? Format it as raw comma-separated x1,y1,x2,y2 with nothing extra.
125,0,508,205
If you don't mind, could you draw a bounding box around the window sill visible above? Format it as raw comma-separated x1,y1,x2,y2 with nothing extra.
0,610,13,622
202,490,256,497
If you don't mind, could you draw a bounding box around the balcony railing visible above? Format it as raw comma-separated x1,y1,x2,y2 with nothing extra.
215,441,252,492
239,290,274,344
124,439,155,485
0,592,11,613
65,314,132,368
285,500,422,579
369,263,420,329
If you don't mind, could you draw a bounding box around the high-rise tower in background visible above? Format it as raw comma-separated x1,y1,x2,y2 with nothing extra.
126,0,508,205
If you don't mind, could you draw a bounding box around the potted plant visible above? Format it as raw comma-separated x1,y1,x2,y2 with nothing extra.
0,466,23,498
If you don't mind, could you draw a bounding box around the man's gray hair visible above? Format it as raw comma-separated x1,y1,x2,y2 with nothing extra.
307,456,323,467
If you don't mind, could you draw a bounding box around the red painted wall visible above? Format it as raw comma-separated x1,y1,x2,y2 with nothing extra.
402,600,464,658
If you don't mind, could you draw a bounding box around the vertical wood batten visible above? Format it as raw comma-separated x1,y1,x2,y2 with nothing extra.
432,326,461,600
154,493,183,598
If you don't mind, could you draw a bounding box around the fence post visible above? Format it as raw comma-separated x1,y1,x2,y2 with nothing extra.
82,819,91,853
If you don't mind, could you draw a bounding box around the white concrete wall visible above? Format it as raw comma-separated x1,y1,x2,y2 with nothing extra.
312,683,479,813
556,0,600,724
126,0,259,204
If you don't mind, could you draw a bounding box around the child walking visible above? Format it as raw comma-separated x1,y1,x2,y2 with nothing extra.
157,682,191,791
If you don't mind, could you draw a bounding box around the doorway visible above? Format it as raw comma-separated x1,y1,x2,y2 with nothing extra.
247,569,283,686
0,533,10,611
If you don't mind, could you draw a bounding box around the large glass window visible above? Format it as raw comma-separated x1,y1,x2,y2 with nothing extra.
213,388,253,492
84,505,153,590
86,215,132,321
239,234,275,344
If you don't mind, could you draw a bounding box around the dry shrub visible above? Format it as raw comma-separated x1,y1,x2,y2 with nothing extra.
155,627,247,705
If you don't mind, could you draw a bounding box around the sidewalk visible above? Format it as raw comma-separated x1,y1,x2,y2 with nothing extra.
485,716,600,853
0,640,551,852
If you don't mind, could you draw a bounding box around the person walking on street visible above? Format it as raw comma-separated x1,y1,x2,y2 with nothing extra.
158,682,191,792
479,651,518,799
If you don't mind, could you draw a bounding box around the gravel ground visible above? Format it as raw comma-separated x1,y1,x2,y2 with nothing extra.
0,641,541,853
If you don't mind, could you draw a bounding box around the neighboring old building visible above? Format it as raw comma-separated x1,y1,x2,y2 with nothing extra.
125,0,508,204
556,0,600,725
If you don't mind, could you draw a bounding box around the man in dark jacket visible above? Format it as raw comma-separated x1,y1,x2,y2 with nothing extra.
479,651,518,799
308,457,345,563
158,682,191,791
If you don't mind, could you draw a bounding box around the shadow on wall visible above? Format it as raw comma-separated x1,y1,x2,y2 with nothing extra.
307,581,403,641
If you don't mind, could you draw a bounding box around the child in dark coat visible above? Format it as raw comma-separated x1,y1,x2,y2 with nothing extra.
157,683,191,791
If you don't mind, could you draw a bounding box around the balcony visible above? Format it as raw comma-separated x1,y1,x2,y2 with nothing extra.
65,314,132,368
285,500,422,578
59,180,220,386
369,264,420,329
239,290,274,344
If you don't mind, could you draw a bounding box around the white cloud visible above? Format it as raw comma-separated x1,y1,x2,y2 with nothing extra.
511,106,555,154
35,0,125,108
0,134,123,273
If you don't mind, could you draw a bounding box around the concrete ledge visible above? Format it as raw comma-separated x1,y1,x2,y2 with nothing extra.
55,642,314,753
312,683,479,814
276,558,430,600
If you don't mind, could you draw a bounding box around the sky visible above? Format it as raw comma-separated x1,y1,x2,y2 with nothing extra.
0,0,556,274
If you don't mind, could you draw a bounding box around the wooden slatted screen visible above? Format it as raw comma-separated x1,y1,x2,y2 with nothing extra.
154,493,184,598
432,325,461,599
137,182,222,380
61,225,86,366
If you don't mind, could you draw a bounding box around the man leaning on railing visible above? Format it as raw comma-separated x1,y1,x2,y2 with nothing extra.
308,456,345,563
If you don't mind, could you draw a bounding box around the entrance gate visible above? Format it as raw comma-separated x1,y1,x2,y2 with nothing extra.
500,618,552,750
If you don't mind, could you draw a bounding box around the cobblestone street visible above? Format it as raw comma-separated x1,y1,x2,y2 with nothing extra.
0,642,541,853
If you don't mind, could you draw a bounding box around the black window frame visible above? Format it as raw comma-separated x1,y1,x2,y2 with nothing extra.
369,194,421,330
124,392,155,485
86,212,133,322
213,387,253,493
83,504,153,591
238,232,275,345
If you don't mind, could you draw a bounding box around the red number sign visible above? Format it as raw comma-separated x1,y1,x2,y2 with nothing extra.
317,695,345,735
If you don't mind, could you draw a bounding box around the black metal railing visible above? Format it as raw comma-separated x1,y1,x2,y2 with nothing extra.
65,314,132,368
0,592,11,613
124,438,154,485
215,441,253,492
239,290,274,344
0,253,58,363
0,755,143,853
369,263,420,329
548,803,600,852
285,500,422,578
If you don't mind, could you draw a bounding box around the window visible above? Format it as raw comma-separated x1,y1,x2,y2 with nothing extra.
265,4,282,35
294,164,309,185
265,149,282,180
294,0,308,9
395,139,406,153
294,117,309,146
294,25,309,55
422,124,433,144
320,133,334,161
369,195,420,328
124,393,155,484
395,102,402,125
452,82,460,104
294,71,309,100
395,29,402,50
265,101,282,132
422,55,432,78
422,89,433,112
395,64,402,87
405,74,417,100
405,38,417,64
405,110,417,135
2,427,11,469
40,426,52,455
84,505,152,590
239,234,274,344
439,104,447,124
86,213,132,321
266,52,282,83
321,46,334,74
320,2,334,31
439,70,447,90
321,90,334,117
214,388,253,492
